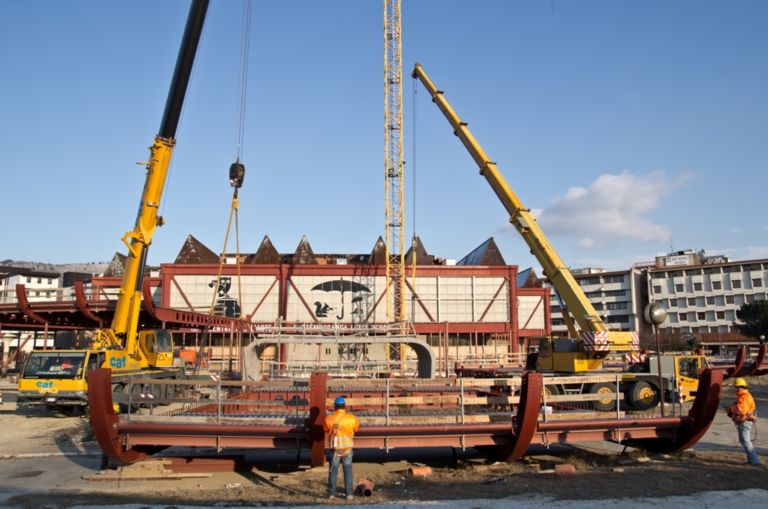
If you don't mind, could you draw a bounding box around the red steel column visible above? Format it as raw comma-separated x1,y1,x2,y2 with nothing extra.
308,371,328,467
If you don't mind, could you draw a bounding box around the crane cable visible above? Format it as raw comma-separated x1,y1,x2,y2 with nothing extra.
207,0,252,320
410,75,418,293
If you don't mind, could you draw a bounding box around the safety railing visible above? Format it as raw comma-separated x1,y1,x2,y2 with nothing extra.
113,372,687,426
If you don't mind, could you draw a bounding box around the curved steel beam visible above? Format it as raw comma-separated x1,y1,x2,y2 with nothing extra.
74,281,104,326
87,368,153,466
747,344,767,376
479,370,542,462
15,284,46,324
726,345,747,379
754,344,768,376
622,368,723,454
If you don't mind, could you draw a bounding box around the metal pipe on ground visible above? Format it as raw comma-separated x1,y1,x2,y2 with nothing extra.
355,479,375,497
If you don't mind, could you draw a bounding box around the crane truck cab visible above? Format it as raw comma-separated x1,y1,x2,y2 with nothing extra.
17,329,180,411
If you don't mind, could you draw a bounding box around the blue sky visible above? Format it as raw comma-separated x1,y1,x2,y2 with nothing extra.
1,1,766,272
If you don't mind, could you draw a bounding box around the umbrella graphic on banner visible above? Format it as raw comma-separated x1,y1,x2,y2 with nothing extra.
311,280,371,319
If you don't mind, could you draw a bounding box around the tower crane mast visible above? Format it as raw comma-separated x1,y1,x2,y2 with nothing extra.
384,0,406,329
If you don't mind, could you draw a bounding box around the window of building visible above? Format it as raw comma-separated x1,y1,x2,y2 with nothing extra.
693,282,702,291
580,277,600,286
605,275,625,283
606,301,628,310
687,298,696,306
697,312,706,320
675,284,684,293
732,279,742,289
26,276,32,283
712,281,722,290
47,278,52,284
699,326,709,334
678,313,687,322
653,285,662,294
677,298,687,308
705,267,721,275
725,310,735,321
669,270,683,278
37,277,42,284
706,296,715,305
606,315,628,323
716,311,725,320
753,278,763,288
744,294,752,304
688,312,696,322
725,295,734,304
668,299,677,308
754,293,766,301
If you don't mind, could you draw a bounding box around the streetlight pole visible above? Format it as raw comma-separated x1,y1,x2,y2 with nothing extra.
645,303,668,416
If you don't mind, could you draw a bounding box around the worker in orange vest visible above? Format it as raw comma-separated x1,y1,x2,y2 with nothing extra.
324,395,359,499
726,378,761,466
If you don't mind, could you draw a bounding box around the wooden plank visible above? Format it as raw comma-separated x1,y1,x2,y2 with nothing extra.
360,414,494,425
545,393,625,403
543,374,623,385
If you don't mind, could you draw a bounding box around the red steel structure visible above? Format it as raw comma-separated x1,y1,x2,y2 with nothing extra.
88,367,725,469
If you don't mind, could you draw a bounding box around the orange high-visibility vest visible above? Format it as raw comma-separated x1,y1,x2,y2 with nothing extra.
729,389,757,423
324,409,359,456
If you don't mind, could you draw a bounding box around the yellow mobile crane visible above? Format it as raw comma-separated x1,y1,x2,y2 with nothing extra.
18,0,210,411
411,63,638,374
411,64,710,410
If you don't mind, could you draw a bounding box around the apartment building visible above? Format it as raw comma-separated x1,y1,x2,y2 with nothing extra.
647,250,767,343
0,266,60,303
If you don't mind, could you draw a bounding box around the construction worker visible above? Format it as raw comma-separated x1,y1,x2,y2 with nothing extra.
324,395,359,499
726,378,761,466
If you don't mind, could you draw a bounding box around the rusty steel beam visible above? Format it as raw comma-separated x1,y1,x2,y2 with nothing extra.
14,284,47,324
753,344,768,376
622,368,723,454
309,371,328,466
89,368,724,467
727,345,749,379
88,368,155,466
74,281,104,326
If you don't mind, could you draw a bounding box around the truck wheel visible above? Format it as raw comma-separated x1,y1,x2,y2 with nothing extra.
589,382,618,412
626,381,659,410
129,383,144,412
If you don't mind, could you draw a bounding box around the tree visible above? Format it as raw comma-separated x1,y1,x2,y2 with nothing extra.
734,301,768,340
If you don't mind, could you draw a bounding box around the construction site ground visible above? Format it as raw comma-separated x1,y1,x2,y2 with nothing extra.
0,377,766,508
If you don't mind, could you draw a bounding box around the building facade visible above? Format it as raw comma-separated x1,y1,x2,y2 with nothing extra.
542,249,766,349
0,266,60,303
648,252,767,346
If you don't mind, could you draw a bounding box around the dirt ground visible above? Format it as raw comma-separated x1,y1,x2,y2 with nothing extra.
0,377,766,508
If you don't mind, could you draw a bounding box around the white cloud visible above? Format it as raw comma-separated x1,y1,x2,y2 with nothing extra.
730,227,745,234
536,171,685,250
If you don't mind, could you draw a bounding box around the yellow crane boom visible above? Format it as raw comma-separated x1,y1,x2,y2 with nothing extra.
411,63,638,372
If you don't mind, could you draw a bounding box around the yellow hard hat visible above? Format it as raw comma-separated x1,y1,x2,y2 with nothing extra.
734,377,748,388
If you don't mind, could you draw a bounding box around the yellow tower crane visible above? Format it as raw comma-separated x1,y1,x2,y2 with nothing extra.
384,0,406,339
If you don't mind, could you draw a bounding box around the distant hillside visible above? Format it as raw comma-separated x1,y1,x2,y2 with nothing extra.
1,259,109,277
